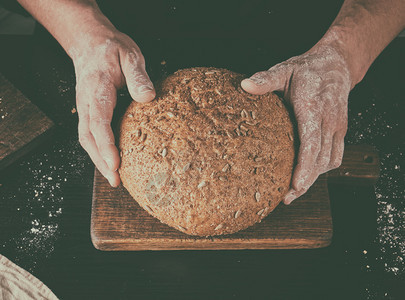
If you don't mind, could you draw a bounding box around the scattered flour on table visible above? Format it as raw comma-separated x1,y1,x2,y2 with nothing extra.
0,97,9,120
2,138,90,272
0,124,90,272
0,67,92,272
347,99,404,276
375,152,404,276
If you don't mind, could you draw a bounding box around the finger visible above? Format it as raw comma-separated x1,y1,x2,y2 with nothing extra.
285,134,329,204
77,104,120,187
328,103,347,170
241,63,291,95
290,113,322,192
291,139,321,192
89,82,120,173
90,118,120,172
328,130,345,170
284,188,306,205
121,50,155,103
284,175,319,205
315,120,334,173
283,166,320,205
77,81,120,187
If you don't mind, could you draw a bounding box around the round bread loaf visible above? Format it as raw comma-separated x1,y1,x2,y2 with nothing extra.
118,67,296,236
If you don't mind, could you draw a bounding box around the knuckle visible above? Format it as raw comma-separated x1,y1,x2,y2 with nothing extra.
301,140,321,160
295,184,310,197
313,141,322,154
90,116,109,127
255,71,269,78
79,71,107,88
127,50,145,66
318,155,330,168
94,70,117,87
89,119,102,134
270,60,290,72
137,53,146,66
89,120,112,143
331,157,342,169
250,71,269,83
294,170,311,190
339,125,348,136
78,132,91,148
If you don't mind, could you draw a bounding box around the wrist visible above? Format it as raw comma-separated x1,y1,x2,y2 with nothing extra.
310,26,369,89
64,9,118,60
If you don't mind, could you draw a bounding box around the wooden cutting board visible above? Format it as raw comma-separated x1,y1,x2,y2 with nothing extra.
91,144,379,251
0,73,54,171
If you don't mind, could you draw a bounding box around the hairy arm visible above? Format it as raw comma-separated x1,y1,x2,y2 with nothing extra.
242,0,405,204
17,0,156,187
320,0,405,86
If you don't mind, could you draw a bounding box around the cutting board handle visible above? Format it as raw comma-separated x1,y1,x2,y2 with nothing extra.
326,144,379,186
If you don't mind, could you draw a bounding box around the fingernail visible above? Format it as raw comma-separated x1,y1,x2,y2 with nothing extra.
138,85,153,94
284,191,296,205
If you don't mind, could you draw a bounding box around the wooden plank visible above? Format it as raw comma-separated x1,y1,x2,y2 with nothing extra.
327,144,379,185
91,178,331,250
0,73,54,171
91,173,331,250
91,144,379,251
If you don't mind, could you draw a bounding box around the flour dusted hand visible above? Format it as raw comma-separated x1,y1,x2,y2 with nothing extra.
69,31,155,187
242,45,351,204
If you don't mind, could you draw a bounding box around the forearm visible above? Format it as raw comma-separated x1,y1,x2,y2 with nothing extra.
16,0,115,57
313,0,405,87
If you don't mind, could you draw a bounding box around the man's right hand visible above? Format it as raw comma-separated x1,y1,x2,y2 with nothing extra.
242,44,352,205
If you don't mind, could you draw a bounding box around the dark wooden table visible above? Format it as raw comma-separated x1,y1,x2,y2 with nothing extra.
0,3,404,298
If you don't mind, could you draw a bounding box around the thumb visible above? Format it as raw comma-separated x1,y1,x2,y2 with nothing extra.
121,51,156,103
241,64,290,95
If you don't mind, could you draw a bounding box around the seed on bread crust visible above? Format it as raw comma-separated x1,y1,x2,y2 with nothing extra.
118,67,296,237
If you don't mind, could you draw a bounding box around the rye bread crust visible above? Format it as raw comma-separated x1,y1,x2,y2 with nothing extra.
119,67,296,236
